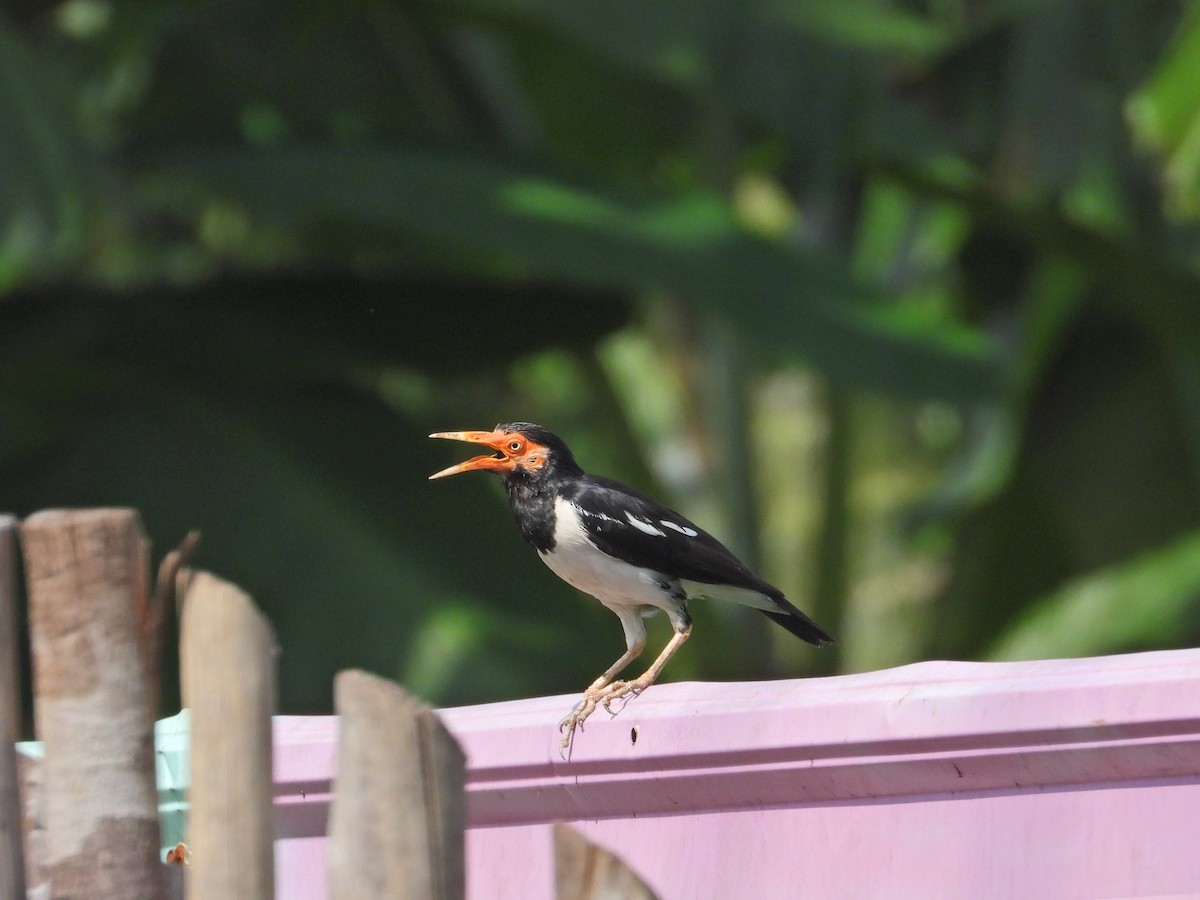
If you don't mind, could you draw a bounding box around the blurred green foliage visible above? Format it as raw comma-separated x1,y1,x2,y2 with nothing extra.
2,0,1200,716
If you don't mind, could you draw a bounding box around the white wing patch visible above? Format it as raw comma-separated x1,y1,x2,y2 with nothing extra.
625,511,667,537
661,520,698,537
580,508,622,526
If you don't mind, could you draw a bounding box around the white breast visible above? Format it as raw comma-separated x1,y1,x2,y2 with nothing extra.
538,497,672,612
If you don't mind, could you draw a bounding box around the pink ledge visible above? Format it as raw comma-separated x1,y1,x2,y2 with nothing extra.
272,647,1200,899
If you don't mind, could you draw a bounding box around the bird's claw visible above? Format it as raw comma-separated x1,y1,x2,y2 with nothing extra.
558,692,601,757
558,679,651,757
598,679,646,714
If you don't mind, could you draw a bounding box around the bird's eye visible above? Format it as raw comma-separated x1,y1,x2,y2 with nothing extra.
508,440,522,452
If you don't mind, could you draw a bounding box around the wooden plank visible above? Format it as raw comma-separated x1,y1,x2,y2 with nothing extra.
260,648,1200,898
16,749,49,897
20,508,163,899
327,670,466,900
553,823,657,900
179,570,277,900
0,516,27,898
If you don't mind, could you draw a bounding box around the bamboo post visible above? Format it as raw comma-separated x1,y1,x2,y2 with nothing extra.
0,516,27,897
141,531,200,721
327,670,466,900
179,571,277,900
554,823,658,900
20,509,163,899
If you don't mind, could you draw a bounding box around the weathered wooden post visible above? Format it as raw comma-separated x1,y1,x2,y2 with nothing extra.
20,509,164,899
179,570,277,900
327,669,466,899
554,823,658,900
0,516,27,897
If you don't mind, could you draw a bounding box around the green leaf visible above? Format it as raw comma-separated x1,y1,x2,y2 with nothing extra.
1127,5,1200,218
987,530,1200,661
455,0,721,87
0,19,98,279
767,0,951,58
149,146,1002,401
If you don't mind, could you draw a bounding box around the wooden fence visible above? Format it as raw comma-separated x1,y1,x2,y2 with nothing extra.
0,508,654,899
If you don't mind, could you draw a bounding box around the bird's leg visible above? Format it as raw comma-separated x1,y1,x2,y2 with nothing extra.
559,610,646,755
599,623,692,713
586,639,647,695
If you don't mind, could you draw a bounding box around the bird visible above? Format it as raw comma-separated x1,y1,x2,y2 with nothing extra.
428,422,833,753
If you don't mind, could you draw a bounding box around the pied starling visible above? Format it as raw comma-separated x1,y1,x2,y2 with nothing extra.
429,422,833,752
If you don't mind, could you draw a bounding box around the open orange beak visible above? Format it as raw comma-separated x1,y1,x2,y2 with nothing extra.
428,430,518,479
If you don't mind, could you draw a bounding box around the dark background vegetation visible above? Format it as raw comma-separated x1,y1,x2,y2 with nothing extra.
4,0,1200,716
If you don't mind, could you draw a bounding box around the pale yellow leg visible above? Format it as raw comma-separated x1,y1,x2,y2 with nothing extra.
597,624,691,712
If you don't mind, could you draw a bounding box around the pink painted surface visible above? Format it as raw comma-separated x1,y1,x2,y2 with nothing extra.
271,648,1200,898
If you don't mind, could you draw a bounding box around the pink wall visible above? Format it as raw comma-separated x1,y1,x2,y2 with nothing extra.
273,648,1200,898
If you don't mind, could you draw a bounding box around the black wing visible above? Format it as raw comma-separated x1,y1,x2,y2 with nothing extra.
565,476,834,646
566,476,764,588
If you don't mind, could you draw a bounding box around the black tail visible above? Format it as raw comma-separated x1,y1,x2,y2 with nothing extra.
761,599,835,646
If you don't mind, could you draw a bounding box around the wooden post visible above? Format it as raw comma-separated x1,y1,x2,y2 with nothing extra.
179,570,277,900
327,670,466,900
554,823,658,900
20,509,163,899
0,516,27,897
17,749,49,897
